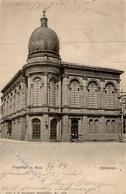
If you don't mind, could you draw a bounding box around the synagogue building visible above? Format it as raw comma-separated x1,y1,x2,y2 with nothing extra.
0,13,124,142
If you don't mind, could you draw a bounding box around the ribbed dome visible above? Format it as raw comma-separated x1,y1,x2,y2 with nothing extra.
28,13,60,60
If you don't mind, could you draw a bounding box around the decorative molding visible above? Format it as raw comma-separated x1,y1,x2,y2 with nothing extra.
104,80,117,89
87,79,100,88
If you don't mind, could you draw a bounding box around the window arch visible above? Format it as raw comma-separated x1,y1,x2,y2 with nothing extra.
69,79,80,106
33,77,42,106
89,119,94,133
88,81,98,108
32,118,41,139
49,78,57,106
105,83,115,109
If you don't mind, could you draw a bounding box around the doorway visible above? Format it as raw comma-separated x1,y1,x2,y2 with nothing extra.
71,119,79,140
50,119,57,140
32,118,41,139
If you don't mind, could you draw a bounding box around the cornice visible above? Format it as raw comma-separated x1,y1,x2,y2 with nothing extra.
62,61,124,74
1,70,23,94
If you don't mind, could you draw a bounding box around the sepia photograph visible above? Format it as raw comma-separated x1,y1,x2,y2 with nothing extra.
0,0,126,193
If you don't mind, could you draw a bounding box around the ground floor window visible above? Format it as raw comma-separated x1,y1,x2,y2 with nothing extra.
106,119,116,133
89,119,99,133
32,118,41,139
7,121,12,136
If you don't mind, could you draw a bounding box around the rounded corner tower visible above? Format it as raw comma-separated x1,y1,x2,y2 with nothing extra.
27,11,60,61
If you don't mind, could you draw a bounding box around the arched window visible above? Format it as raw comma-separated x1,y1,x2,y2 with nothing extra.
105,83,115,109
69,79,80,106
89,119,99,133
6,100,9,115
32,118,41,139
49,78,57,106
16,92,19,110
1,103,4,117
18,87,22,110
9,98,12,114
94,119,99,133
111,120,116,133
4,98,7,116
33,77,42,106
13,95,15,113
7,121,12,136
89,119,94,133
106,119,111,133
88,81,98,108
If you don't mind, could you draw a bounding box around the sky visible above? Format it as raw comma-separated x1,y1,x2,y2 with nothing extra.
0,0,126,97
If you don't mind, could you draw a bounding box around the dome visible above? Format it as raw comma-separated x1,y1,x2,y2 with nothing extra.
28,12,60,60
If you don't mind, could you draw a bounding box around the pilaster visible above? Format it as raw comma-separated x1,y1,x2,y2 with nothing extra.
44,73,48,106
62,74,69,107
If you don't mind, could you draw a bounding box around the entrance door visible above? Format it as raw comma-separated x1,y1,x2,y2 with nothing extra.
32,118,41,139
71,119,79,140
50,119,57,140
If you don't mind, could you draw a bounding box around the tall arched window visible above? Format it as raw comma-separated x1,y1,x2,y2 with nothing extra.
105,83,115,109
111,120,116,133
9,97,12,114
7,121,12,136
88,81,98,108
33,77,42,106
6,100,8,115
32,118,41,139
94,119,99,133
69,79,80,106
17,92,19,110
106,119,111,133
4,98,7,116
13,95,15,113
1,103,5,117
89,119,94,133
49,78,57,106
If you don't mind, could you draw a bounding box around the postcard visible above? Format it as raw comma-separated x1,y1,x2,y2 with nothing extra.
0,0,126,194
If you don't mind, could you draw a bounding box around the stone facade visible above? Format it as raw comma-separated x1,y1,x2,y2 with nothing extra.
0,13,124,142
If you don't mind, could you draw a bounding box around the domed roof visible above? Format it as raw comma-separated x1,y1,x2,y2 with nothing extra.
28,12,60,60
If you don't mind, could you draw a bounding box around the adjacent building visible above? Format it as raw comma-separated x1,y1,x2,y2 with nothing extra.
0,13,124,142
